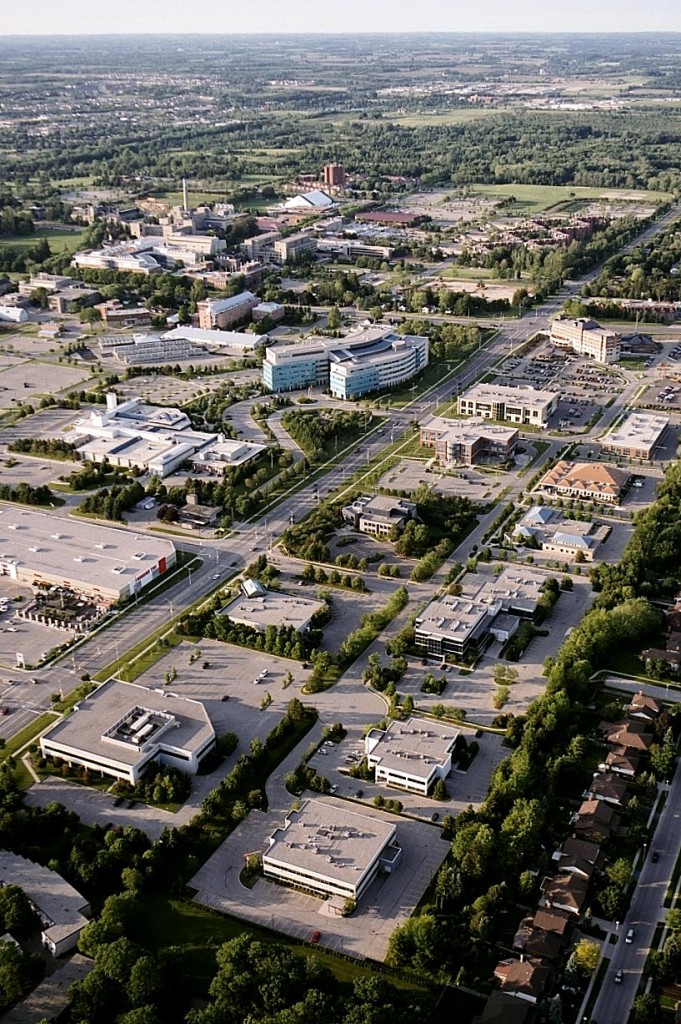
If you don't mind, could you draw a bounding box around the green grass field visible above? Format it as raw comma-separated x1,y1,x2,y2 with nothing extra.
389,107,509,127
465,182,672,215
0,227,87,254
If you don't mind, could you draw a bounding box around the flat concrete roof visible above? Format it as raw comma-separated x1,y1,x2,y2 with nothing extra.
415,593,490,639
41,678,214,769
421,414,518,444
460,382,556,411
264,798,396,886
222,589,326,632
603,412,670,452
0,507,175,591
366,717,458,778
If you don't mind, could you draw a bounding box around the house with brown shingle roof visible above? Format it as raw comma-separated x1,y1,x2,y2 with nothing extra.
572,799,621,843
585,773,630,808
601,721,653,753
514,907,573,961
540,872,589,917
628,692,663,721
493,957,552,1003
552,837,606,880
605,747,641,777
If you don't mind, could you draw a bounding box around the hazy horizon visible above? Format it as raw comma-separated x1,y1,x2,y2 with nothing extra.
3,0,681,36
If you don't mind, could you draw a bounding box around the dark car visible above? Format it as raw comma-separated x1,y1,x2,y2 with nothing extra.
310,930,321,944
652,851,660,863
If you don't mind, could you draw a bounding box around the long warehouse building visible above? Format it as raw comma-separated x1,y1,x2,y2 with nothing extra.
0,506,176,603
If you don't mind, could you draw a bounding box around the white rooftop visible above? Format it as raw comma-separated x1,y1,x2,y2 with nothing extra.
365,717,459,779
0,507,175,591
603,412,670,451
0,851,90,950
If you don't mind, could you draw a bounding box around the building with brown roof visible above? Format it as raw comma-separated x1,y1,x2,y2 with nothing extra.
572,799,621,843
585,773,630,808
540,872,589,917
493,958,551,1003
473,991,535,1024
602,721,653,753
552,837,606,880
628,692,663,722
604,748,641,777
539,461,630,505
514,908,573,961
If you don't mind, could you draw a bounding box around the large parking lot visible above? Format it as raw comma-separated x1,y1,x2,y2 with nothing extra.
190,794,451,961
0,579,73,670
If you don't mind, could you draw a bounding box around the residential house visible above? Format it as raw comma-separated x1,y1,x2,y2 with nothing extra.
572,799,621,843
628,692,663,722
540,872,589,917
604,748,641,777
585,773,630,808
552,837,605,881
493,957,552,1003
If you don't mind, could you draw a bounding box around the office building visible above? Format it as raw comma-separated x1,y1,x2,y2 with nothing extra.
415,568,547,658
550,317,621,364
601,412,669,460
272,232,318,263
263,326,428,399
95,301,151,329
341,495,416,537
0,506,176,604
221,587,326,634
458,383,558,428
420,415,518,466
365,718,459,795
512,505,610,561
263,798,402,901
0,852,91,957
538,461,630,504
40,679,215,785
197,292,259,330
316,237,394,261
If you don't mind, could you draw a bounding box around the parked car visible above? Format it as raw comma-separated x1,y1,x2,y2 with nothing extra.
310,930,321,944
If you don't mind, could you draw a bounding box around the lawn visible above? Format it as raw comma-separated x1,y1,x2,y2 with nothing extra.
131,893,428,993
465,183,671,215
1,712,59,760
0,227,87,254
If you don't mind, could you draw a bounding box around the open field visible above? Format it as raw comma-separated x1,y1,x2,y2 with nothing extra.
0,227,87,253
465,183,672,214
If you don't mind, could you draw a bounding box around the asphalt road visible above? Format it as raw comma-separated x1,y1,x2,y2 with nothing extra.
589,765,681,1023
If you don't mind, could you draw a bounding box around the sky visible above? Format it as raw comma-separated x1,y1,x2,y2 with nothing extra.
5,0,681,35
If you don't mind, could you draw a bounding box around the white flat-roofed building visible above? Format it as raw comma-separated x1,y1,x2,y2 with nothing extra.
272,233,318,263
415,567,548,658
420,415,518,466
458,383,558,428
601,412,670,461
0,507,176,603
550,317,621,364
190,438,266,474
365,717,459,795
341,494,417,537
162,325,268,350
221,588,326,634
73,392,237,479
263,798,401,901
0,851,91,957
40,679,215,785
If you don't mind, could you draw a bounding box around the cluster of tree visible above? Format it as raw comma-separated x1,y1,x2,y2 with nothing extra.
64,461,134,491
7,437,77,460
281,409,373,464
184,379,268,432
583,222,681,303
281,501,343,562
591,463,681,606
114,765,191,807
177,601,325,661
0,886,37,937
300,562,368,592
79,481,146,521
363,651,408,693
188,934,431,1024
338,586,409,668
393,486,479,561
0,941,43,1013
0,482,53,506
0,237,51,273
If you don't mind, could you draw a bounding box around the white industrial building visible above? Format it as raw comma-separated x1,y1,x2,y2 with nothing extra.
0,305,29,323
263,798,402,901
365,718,459,795
0,852,91,957
221,588,326,634
73,393,264,479
162,325,268,350
40,679,216,785
0,506,176,603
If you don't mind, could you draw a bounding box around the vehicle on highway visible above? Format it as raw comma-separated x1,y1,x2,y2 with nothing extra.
310,930,321,944
614,970,623,984
652,851,660,863
625,927,635,944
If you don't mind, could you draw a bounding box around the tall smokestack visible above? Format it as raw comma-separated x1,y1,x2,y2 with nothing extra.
182,178,189,212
